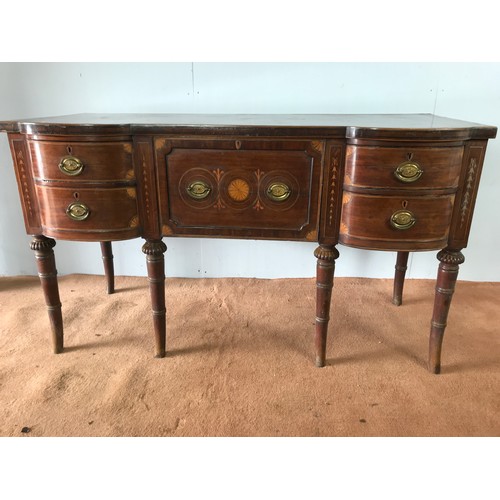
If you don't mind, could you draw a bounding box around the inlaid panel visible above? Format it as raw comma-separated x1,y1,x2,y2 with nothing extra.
448,140,488,249
8,135,42,233
156,139,323,240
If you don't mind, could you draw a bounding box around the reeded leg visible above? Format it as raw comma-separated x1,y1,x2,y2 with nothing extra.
392,251,409,306
314,245,340,367
100,241,115,294
142,239,167,358
30,235,63,354
428,249,464,374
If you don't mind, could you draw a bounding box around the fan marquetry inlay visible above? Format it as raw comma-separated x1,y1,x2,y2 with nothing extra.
227,178,250,202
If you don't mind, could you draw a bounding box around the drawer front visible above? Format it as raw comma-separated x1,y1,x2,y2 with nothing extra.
30,140,134,182
339,193,455,250
158,140,322,240
345,145,463,190
35,186,139,240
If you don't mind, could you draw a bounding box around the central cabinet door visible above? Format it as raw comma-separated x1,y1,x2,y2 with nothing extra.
155,138,324,240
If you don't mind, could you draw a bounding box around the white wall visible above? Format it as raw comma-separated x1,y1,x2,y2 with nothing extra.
0,62,499,281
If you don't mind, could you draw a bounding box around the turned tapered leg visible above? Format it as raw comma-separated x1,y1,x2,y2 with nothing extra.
142,239,167,358
30,235,63,354
428,249,464,374
392,251,409,306
314,245,340,367
100,241,115,294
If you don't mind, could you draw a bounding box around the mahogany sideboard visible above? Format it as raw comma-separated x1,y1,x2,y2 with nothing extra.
0,114,496,373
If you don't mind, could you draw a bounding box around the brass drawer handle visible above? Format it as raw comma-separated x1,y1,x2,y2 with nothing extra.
187,181,211,199
266,182,291,201
390,209,416,230
394,161,423,183
66,202,90,221
59,156,84,176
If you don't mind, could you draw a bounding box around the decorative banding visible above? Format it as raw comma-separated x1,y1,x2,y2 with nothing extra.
431,320,447,329
435,286,456,295
316,282,332,290
315,316,329,323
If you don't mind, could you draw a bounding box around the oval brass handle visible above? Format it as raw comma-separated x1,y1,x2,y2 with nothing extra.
394,161,423,183
66,202,90,221
266,182,291,201
59,156,84,176
187,181,211,199
390,209,416,230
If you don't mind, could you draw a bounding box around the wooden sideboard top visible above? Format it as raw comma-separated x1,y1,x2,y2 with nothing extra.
0,113,497,140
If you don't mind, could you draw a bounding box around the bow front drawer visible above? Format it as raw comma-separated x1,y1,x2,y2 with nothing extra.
339,193,455,250
29,140,134,182
345,145,463,190
35,186,140,241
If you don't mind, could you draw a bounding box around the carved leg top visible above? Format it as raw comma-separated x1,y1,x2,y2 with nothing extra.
142,240,167,256
314,245,340,262
437,249,465,265
30,235,56,251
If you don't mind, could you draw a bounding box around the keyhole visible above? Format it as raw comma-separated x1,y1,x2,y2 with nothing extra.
407,152,413,161
73,192,79,200
67,145,73,155
402,200,408,209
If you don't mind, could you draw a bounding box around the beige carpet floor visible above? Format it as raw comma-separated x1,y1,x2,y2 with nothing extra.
0,274,498,437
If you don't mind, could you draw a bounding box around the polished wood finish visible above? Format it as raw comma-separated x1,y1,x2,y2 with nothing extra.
22,133,139,242
156,138,322,240
1,113,496,140
345,145,463,191
29,139,134,182
35,185,139,241
341,139,468,252
340,193,455,251
100,242,115,294
0,114,496,373
30,235,63,353
314,245,339,367
429,249,465,374
392,251,409,306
